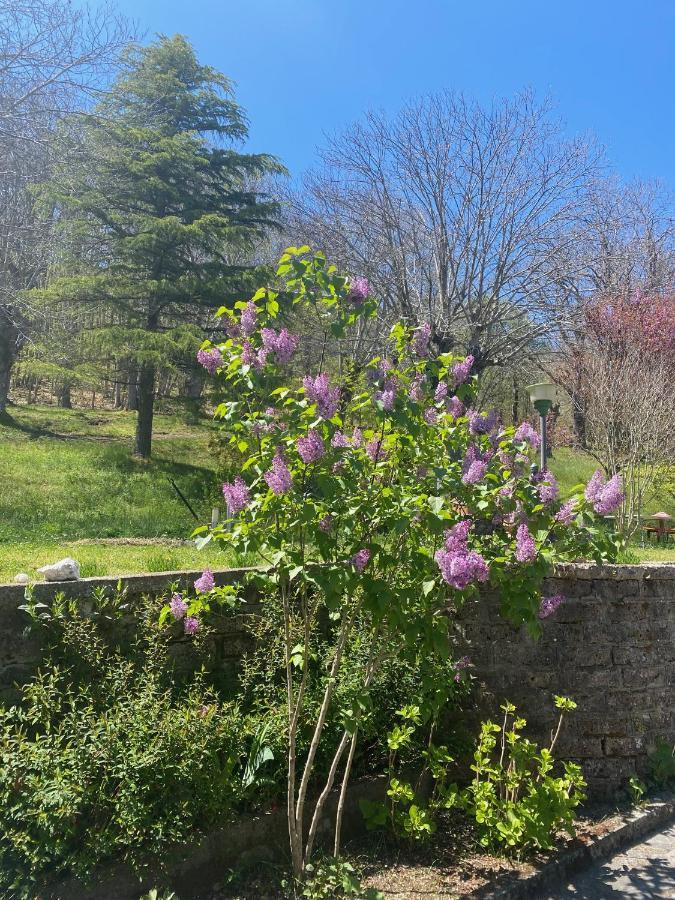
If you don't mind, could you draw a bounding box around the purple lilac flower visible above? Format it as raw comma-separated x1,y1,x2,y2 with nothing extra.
170,593,188,620
409,373,426,402
468,409,498,435
303,373,340,419
366,438,387,463
241,340,256,368
351,427,363,448
222,475,251,515
452,354,474,386
256,347,269,368
261,327,299,364
454,655,472,682
504,501,526,527
378,358,393,375
413,322,432,357
351,548,371,573
555,499,578,525
446,395,465,419
462,459,488,485
538,593,566,619
184,616,200,635
347,276,370,304
224,317,241,339
319,514,333,533
240,301,257,336
331,431,350,448
297,429,325,464
435,522,489,590
515,524,536,563
434,382,448,403
514,421,541,450
332,460,345,474
197,347,222,375
264,449,293,495
194,569,215,594
424,407,438,426
537,471,559,504
585,470,624,514
374,378,397,410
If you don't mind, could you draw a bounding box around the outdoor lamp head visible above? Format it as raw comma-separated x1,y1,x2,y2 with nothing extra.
526,382,556,417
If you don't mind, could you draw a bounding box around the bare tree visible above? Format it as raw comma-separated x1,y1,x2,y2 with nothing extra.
0,0,132,413
290,91,602,370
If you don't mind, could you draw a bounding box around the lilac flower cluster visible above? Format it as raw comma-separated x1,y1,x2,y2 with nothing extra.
366,438,388,463
184,616,200,635
297,428,325,464
585,470,624,515
468,409,499,435
538,593,566,619
261,327,299,364
536,471,559,504
446,395,465,419
462,445,488,485
194,569,215,593
452,354,474,386
222,475,251,515
240,301,257,336
409,373,426,402
434,381,448,403
331,431,350,448
424,407,438,425
303,373,340,419
434,520,489,590
454,655,472,682
351,548,370,572
264,449,293,495
347,276,370,304
374,377,397,410
555,498,578,525
514,421,541,450
515,524,536,562
170,592,188,620
241,339,266,370
197,347,222,375
413,322,432,357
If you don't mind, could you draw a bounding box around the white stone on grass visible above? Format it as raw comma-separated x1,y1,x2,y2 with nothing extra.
37,557,81,582
13,573,30,584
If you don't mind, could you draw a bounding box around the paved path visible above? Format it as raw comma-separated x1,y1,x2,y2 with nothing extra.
547,821,675,898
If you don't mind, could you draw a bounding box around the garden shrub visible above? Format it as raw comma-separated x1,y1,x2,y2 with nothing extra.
0,595,247,895
185,246,620,879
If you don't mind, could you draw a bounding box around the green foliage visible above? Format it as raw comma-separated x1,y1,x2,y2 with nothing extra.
0,596,248,895
647,740,675,789
460,699,585,852
298,857,382,899
628,776,647,806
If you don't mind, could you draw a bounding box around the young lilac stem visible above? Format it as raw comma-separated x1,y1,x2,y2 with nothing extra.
334,729,359,858
303,730,351,867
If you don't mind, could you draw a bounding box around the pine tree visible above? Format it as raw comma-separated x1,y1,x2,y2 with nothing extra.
36,34,283,456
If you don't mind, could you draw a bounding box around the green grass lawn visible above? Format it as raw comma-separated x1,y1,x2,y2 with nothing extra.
0,404,243,582
0,406,672,581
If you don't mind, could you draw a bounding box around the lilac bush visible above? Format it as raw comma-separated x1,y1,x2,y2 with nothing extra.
174,247,620,879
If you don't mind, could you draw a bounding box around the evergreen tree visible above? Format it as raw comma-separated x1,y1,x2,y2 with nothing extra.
36,34,284,456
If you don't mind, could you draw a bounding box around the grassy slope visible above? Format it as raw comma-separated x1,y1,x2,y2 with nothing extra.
0,405,238,581
0,406,672,581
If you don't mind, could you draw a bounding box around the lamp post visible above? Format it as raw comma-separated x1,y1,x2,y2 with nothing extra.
526,383,557,471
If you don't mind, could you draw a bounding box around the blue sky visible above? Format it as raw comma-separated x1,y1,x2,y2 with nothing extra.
112,0,675,185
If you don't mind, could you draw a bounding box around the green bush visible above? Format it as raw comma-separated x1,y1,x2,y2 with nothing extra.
0,597,247,895
459,697,585,852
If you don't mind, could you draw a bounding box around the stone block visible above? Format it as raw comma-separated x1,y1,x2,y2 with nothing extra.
603,736,648,757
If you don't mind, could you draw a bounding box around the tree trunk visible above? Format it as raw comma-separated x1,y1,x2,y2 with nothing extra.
57,383,72,408
126,364,139,410
511,376,519,425
0,314,20,414
113,379,122,408
134,361,155,458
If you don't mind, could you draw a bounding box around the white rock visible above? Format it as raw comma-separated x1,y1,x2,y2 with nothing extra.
13,572,30,584
37,557,81,582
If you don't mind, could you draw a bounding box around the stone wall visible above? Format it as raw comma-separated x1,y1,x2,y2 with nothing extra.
456,563,675,798
2,563,674,798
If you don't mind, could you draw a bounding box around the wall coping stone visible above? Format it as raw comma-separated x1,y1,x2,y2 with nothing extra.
1,562,674,610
